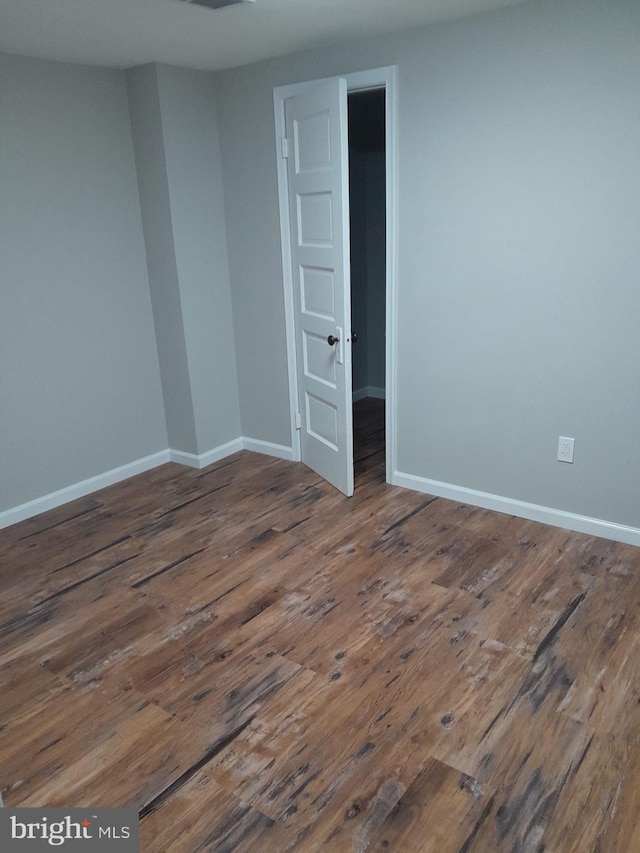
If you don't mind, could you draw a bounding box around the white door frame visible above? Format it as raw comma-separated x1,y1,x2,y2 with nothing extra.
274,65,398,484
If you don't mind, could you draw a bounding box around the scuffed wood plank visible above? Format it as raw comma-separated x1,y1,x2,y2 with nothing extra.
541,733,640,853
439,703,594,851
140,769,287,853
365,759,491,853
0,688,163,806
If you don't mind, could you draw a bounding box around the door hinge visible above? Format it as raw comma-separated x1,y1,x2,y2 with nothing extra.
295,412,301,430
282,137,289,159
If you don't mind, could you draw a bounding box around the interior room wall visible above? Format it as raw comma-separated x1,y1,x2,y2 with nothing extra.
127,63,241,457
215,0,640,529
126,64,197,454
0,53,167,515
155,64,241,455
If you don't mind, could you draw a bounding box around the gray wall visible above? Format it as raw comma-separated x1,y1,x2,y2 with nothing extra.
0,53,167,512
216,73,292,446
127,64,240,456
126,64,197,453
215,0,640,527
156,65,241,454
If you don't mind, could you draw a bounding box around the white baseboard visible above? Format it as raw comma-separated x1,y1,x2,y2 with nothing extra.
169,438,244,469
392,470,640,547
0,450,170,531
170,437,293,467
0,436,296,530
353,386,386,402
4,442,637,548
241,437,295,461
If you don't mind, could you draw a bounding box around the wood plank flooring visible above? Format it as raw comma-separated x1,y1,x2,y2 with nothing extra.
2,398,640,851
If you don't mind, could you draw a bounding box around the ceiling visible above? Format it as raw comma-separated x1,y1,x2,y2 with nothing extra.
0,0,532,73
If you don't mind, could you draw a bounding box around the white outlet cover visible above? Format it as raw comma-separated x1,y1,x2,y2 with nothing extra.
557,436,575,463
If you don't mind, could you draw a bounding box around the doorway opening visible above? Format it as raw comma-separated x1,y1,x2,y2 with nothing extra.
274,66,397,497
348,89,386,485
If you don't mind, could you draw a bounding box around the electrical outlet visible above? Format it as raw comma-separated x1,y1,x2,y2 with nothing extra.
557,436,575,463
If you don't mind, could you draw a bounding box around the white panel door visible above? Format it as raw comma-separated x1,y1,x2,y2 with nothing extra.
285,78,353,496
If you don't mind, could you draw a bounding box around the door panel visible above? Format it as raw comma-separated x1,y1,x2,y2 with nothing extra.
285,78,353,496
300,266,335,319
297,193,333,245
303,331,337,386
306,392,339,449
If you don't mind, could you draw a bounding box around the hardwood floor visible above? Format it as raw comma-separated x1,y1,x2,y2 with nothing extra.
2,397,640,851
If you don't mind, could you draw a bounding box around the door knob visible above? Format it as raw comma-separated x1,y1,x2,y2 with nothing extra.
352,332,359,344
327,334,340,346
